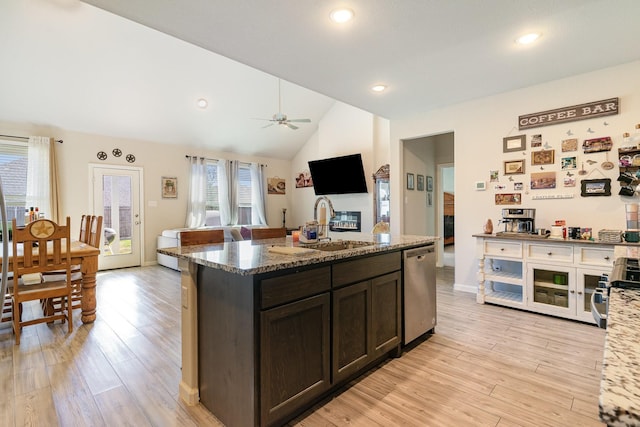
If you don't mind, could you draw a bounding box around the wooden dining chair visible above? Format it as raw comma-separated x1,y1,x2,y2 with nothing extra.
87,215,103,248
78,214,91,244
46,214,104,316
10,217,74,345
250,227,287,240
179,229,225,247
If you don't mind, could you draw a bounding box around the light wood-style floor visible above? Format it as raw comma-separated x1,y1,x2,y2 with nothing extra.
0,265,606,426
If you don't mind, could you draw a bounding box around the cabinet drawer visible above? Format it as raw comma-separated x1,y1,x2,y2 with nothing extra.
527,243,573,263
484,241,522,258
261,266,331,309
333,252,401,288
576,246,614,267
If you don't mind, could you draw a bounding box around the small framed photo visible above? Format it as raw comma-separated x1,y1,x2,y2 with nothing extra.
417,174,425,191
581,178,611,197
531,149,555,165
503,135,526,153
504,159,525,175
407,173,415,190
531,171,556,189
561,156,577,170
495,193,522,205
562,138,578,152
426,176,433,192
427,192,433,206
161,177,177,198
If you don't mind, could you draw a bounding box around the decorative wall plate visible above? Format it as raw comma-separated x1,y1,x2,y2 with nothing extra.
126,154,136,163
97,151,107,160
112,148,122,157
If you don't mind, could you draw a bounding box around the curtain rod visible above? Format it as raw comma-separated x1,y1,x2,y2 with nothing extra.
185,154,218,162
185,155,267,167
0,134,63,143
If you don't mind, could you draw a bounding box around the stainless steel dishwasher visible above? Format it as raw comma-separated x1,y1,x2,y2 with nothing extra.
403,245,436,345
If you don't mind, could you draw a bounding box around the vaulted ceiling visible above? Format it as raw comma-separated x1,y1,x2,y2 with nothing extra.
2,0,639,159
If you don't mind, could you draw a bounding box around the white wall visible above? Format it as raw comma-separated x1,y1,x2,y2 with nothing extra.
291,101,389,233
0,120,291,265
391,60,640,291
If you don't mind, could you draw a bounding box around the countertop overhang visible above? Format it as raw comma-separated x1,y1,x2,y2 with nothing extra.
157,234,438,276
599,287,640,426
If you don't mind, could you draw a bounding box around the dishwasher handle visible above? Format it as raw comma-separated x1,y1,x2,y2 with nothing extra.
404,245,435,261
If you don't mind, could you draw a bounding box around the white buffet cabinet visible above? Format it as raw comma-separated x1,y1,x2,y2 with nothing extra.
474,234,615,324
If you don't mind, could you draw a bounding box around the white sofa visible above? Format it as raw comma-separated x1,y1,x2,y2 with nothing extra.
157,211,260,270
156,226,240,270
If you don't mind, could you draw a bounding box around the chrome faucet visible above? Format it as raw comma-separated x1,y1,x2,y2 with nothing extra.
313,196,335,241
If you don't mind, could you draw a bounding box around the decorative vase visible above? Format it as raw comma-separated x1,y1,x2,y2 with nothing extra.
483,219,493,234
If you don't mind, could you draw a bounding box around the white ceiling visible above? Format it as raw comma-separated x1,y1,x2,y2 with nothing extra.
3,0,640,160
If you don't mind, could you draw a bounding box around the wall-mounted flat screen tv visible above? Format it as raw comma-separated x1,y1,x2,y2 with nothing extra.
308,153,368,195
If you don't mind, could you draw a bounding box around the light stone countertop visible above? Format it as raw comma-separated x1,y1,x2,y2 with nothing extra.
600,287,640,426
157,233,438,276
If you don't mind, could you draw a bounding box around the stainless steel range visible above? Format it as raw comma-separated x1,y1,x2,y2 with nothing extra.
591,257,640,328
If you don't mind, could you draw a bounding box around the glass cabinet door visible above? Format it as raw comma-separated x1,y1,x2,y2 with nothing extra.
576,268,608,323
527,263,575,316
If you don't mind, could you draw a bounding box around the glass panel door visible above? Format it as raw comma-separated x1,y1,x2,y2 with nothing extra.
527,263,575,316
91,165,142,270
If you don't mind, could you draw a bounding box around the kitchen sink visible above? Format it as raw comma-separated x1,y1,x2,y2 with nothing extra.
302,240,375,252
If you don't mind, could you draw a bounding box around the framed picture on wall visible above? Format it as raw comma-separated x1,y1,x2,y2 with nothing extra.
417,175,424,191
406,173,415,190
426,176,433,191
503,134,526,152
161,177,177,199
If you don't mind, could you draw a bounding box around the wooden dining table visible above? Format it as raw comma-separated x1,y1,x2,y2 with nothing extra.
0,240,101,323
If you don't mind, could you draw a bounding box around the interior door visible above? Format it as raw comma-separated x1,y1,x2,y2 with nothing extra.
91,164,142,270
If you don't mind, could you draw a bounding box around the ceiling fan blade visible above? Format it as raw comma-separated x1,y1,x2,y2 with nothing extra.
285,122,299,130
251,117,272,121
288,118,311,123
262,123,275,128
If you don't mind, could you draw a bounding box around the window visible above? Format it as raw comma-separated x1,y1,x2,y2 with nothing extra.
0,139,28,225
205,161,219,211
203,161,254,226
237,164,253,225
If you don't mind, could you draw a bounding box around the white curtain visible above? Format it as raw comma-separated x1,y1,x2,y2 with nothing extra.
218,159,231,226
185,156,207,228
26,136,51,220
250,163,267,225
228,161,239,225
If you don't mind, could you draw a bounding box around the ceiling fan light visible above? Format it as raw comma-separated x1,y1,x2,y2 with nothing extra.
196,98,208,109
515,32,541,45
371,84,387,92
330,8,354,23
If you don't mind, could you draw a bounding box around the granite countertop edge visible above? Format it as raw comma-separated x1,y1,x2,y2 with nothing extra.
157,234,439,276
599,287,640,426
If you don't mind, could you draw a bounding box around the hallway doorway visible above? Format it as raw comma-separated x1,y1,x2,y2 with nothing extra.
440,164,454,267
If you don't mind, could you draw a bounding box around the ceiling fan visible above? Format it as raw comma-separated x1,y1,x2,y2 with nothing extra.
255,79,311,130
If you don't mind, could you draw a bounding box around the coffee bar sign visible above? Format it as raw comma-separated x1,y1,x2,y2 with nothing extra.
518,97,618,130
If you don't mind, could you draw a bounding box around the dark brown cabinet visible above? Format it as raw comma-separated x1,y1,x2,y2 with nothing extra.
198,249,406,427
260,293,330,426
332,254,402,383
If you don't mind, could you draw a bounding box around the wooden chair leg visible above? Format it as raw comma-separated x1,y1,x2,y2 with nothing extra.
13,300,20,346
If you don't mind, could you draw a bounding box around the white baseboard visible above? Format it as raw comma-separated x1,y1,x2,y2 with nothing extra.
454,283,477,294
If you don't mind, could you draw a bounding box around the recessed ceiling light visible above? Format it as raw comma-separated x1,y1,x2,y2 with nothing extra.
371,85,387,92
515,32,541,45
330,8,355,23
196,98,208,109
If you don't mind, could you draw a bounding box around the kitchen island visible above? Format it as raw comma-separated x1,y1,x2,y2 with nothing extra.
158,233,437,427
599,287,640,426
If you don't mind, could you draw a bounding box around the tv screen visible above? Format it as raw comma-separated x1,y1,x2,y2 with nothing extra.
308,154,368,195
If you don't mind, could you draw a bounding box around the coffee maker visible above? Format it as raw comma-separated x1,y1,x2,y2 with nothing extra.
498,208,535,235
